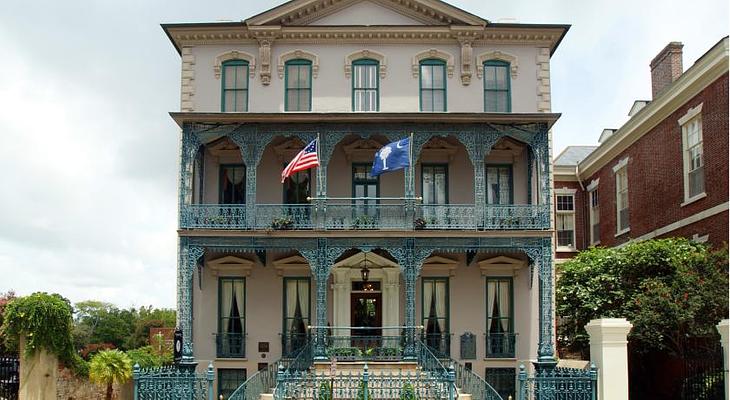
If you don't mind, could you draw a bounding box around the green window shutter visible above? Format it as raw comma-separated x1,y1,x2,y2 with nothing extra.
483,60,511,112
419,59,447,112
284,59,312,111
221,60,249,112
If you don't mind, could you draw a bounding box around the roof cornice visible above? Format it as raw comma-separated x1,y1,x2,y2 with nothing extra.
577,37,729,179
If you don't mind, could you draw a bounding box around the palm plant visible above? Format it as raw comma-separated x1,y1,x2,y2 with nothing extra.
89,349,133,400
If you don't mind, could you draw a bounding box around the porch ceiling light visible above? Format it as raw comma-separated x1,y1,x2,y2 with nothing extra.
360,252,371,282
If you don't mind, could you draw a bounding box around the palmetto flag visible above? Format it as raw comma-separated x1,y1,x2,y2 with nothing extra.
281,139,319,183
371,137,410,177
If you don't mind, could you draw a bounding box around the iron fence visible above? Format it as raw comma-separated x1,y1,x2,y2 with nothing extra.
679,337,725,400
0,353,19,400
326,335,403,361
133,363,215,400
518,364,597,400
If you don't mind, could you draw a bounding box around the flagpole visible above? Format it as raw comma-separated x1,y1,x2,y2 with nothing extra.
316,132,322,198
409,132,414,199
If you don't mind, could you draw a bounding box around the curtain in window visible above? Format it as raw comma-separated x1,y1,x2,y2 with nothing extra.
487,167,511,204
487,281,496,329
423,281,433,327
498,281,510,332
286,281,298,332
435,281,446,332
222,282,233,334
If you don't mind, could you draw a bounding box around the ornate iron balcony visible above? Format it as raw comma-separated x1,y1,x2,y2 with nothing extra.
181,203,550,231
485,332,517,358
216,333,246,358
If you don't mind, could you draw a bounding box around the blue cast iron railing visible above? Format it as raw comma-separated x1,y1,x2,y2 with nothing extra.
181,202,550,231
518,364,597,400
133,363,215,400
216,333,246,358
421,332,451,359
326,335,403,361
452,361,504,400
485,333,517,358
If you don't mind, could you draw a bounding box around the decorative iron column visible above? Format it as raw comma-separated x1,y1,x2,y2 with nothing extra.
177,240,204,362
179,124,201,228
536,238,557,367
301,239,337,360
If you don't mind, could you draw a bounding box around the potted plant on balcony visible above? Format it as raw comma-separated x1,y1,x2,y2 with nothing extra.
352,215,375,229
414,217,427,230
271,216,294,230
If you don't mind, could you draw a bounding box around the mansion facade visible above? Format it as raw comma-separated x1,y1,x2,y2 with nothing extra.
163,1,569,398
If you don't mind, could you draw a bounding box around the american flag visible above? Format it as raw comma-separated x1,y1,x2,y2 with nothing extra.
281,139,319,183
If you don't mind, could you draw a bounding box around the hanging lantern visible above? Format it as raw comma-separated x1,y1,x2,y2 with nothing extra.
360,252,370,282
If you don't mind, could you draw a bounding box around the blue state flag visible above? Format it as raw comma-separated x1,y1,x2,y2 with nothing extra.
371,137,410,177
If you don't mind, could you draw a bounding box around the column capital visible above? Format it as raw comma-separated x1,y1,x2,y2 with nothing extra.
585,318,633,344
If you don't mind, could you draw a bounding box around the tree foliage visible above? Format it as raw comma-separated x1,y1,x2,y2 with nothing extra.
89,349,132,400
557,238,729,356
0,290,17,352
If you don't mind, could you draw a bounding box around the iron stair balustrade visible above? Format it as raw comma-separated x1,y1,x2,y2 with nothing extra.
518,363,598,400
450,360,504,400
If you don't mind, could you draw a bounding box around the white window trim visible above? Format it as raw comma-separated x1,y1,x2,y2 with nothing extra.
588,187,600,245
679,103,706,205
555,189,577,251
614,165,629,235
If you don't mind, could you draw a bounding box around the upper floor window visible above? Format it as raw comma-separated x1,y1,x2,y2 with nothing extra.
589,189,600,245
352,59,379,112
681,109,705,203
220,164,245,204
283,169,311,205
615,164,629,234
421,164,448,205
420,59,446,112
483,60,511,112
221,60,249,112
285,59,312,112
556,192,576,250
486,165,513,205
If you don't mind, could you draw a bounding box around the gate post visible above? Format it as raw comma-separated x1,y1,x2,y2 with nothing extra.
133,363,140,400
585,318,632,400
717,319,729,400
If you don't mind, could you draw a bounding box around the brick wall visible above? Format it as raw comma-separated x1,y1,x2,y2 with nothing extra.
582,73,728,248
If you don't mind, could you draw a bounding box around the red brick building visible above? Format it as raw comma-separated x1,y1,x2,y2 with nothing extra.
554,37,729,260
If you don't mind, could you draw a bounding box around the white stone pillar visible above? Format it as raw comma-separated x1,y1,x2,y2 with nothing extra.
717,319,729,400
584,318,632,400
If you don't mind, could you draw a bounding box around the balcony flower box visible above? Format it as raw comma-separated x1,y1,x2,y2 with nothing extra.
271,216,294,230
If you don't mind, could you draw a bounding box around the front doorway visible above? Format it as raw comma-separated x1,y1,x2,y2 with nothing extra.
350,290,382,351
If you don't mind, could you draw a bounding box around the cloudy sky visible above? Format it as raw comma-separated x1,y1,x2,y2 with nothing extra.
0,0,727,309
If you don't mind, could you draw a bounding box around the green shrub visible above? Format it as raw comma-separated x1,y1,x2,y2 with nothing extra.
126,346,171,368
317,382,332,400
400,383,418,400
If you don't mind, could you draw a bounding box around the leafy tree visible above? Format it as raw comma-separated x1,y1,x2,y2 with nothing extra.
557,238,729,356
0,290,16,352
125,345,172,368
89,349,132,400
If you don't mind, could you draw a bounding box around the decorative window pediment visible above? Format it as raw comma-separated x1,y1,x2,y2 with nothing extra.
207,256,254,277
273,255,311,276
342,138,385,161
476,51,518,79
478,256,525,276
214,51,256,79
345,50,387,79
422,255,458,276
278,49,320,79
412,49,455,78
273,138,306,163
421,138,459,161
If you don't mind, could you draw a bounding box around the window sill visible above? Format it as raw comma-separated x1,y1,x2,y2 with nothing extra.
681,192,707,207
615,228,630,237
483,357,517,361
215,357,248,361
590,241,601,247
556,246,577,252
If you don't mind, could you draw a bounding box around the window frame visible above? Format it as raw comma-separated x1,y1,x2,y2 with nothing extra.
217,277,246,359
282,277,311,355
419,59,447,112
485,276,514,336
221,59,249,112
217,368,247,399
589,188,600,245
614,164,630,235
282,166,312,204
483,60,511,113
351,59,380,112
421,163,449,205
680,107,706,205
219,164,246,205
485,164,514,205
284,59,313,112
485,367,516,400
555,190,577,251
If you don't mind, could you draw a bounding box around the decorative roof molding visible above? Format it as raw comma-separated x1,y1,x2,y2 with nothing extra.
677,102,703,126
411,48,455,78
333,251,399,268
475,50,518,79
213,50,257,79
344,49,387,79
586,178,600,191
206,255,254,277
277,49,320,79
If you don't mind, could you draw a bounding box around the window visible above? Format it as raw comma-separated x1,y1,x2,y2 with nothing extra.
421,164,448,205
283,169,311,204
589,189,600,245
420,59,446,112
615,166,629,233
422,278,449,357
352,59,379,111
221,60,249,112
485,368,516,400
556,193,576,249
486,165,513,204
220,164,246,204
486,278,514,358
282,278,310,357
218,369,247,399
352,164,379,218
682,113,705,201
218,278,246,358
483,60,511,112
285,60,312,111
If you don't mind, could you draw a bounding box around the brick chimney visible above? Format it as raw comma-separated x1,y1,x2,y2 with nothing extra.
650,42,684,98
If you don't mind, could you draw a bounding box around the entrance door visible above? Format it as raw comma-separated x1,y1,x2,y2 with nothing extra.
350,292,382,344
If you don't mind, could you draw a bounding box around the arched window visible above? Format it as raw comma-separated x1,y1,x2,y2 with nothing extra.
352,59,379,112
284,59,312,112
419,59,447,112
221,60,249,112
483,60,511,112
